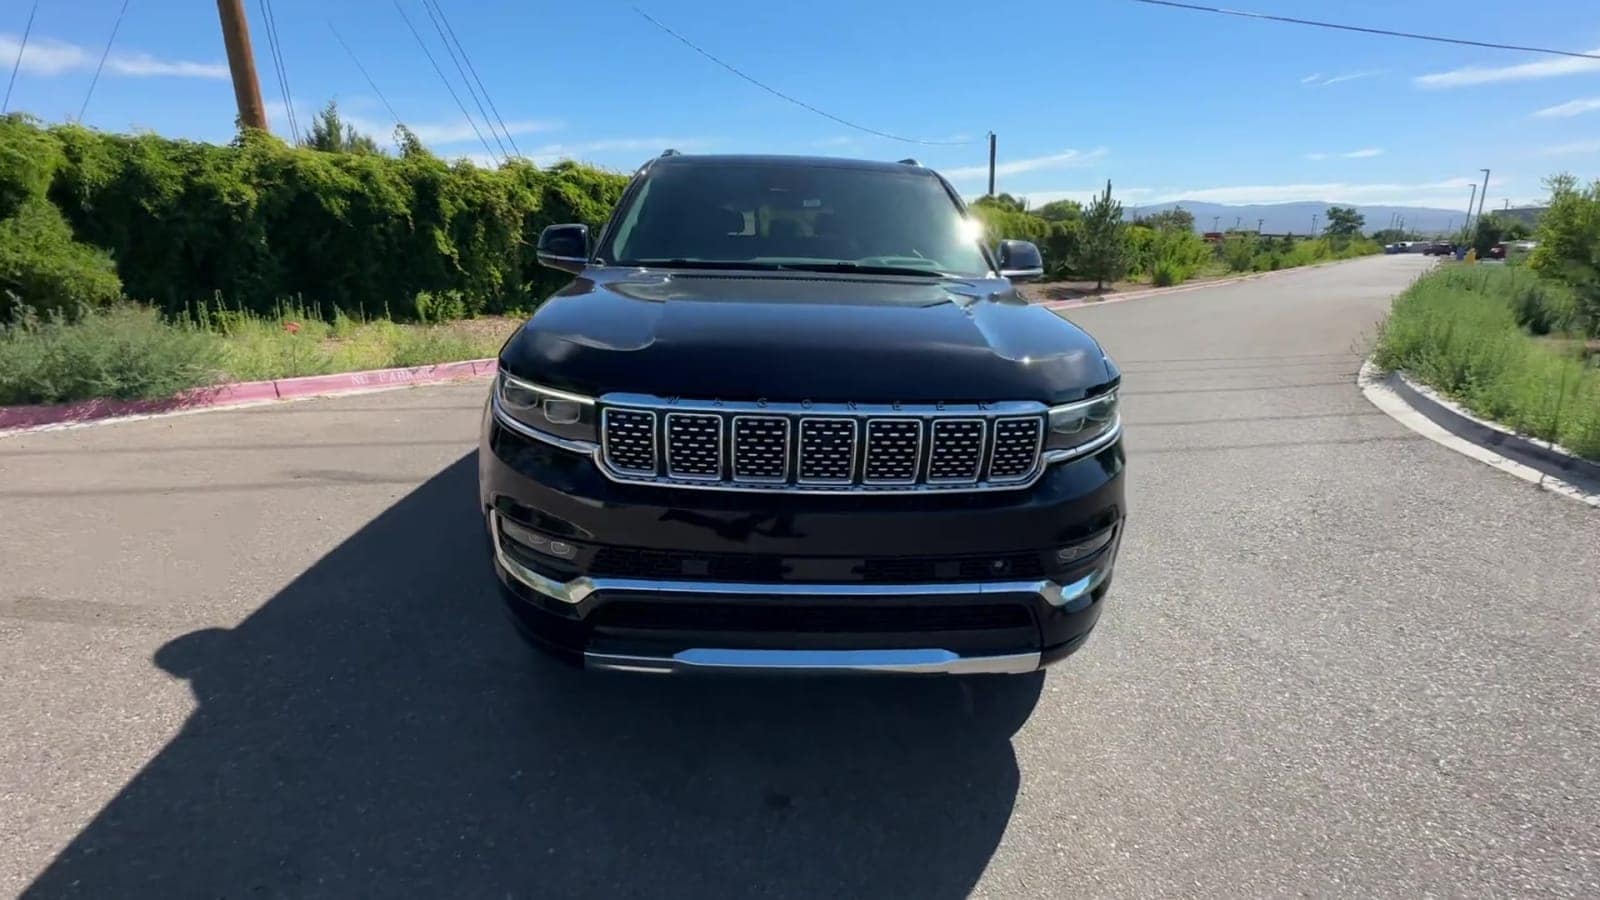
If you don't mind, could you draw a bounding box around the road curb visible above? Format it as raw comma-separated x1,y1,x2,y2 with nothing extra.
1038,256,1378,312
1357,360,1600,508
0,357,498,436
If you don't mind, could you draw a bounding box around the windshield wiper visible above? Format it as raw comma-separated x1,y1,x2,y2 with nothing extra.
627,258,785,270
776,262,950,278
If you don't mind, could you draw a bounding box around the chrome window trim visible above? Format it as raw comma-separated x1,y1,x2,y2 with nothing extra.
987,415,1047,484
796,417,859,485
730,414,790,483
600,407,660,475
664,411,724,481
862,418,923,485
926,417,987,484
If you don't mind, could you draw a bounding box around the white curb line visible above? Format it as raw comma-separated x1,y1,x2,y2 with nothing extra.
1358,360,1600,509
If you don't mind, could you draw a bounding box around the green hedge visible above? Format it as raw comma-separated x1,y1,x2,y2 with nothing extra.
0,115,629,321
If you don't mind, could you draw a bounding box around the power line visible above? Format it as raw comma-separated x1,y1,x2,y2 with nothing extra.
1128,0,1600,60
418,0,508,160
392,0,498,163
327,23,404,136
257,0,299,142
79,0,132,122
631,6,975,146
3,0,39,113
425,0,523,159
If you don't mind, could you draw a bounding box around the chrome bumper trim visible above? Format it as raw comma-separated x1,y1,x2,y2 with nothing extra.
585,648,1043,675
492,513,1107,609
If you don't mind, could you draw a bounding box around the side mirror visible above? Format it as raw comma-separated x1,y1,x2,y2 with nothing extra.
537,224,590,274
997,240,1044,283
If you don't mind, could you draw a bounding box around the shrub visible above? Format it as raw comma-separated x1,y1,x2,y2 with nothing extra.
0,305,221,404
1528,173,1600,336
3,118,628,322
1151,258,1180,286
0,200,123,317
1374,267,1600,459
1222,234,1256,272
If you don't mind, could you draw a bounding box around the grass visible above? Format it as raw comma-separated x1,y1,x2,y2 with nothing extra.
1373,266,1600,460
0,302,514,406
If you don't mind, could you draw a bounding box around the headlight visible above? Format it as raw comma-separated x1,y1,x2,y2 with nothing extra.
493,371,599,447
1044,391,1120,460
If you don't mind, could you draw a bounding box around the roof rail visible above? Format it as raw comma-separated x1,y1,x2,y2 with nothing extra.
660,148,681,157
897,158,922,166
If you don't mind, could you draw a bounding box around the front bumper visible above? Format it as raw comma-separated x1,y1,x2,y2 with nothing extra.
480,402,1124,674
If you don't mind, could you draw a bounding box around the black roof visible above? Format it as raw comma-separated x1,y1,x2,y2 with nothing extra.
649,153,932,174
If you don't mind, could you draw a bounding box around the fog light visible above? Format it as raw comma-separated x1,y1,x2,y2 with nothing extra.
500,516,577,560
1055,528,1114,565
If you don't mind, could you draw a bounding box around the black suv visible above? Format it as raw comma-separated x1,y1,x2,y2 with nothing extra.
478,153,1125,675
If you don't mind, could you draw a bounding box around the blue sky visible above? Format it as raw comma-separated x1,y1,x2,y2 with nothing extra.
3,0,1598,209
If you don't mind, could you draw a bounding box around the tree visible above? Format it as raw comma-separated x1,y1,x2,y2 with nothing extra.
301,101,382,155
1136,206,1195,232
1035,199,1083,224
1073,180,1127,290
1322,206,1365,238
1528,173,1600,332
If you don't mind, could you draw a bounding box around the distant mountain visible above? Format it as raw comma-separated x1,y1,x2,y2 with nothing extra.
1123,200,1472,237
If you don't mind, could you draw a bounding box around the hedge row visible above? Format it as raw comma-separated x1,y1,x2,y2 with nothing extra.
0,115,629,321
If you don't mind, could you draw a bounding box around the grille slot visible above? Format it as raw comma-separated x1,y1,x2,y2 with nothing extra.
863,419,921,483
601,409,657,473
731,416,789,482
665,413,722,479
990,417,1044,480
798,418,856,483
927,419,985,482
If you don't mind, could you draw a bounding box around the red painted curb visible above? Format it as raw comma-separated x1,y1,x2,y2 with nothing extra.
0,357,498,434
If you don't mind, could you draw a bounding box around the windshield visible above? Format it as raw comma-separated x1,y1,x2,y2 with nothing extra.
600,161,991,277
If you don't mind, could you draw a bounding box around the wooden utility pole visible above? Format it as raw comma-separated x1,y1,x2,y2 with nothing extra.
987,132,996,197
216,0,268,131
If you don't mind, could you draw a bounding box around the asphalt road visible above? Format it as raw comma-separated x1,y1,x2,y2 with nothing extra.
5,254,1599,898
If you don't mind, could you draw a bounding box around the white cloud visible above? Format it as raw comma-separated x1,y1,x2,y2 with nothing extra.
941,147,1107,181
1416,49,1600,88
1533,97,1600,118
0,33,226,79
1148,177,1501,207
1301,71,1382,87
1304,148,1384,160
1537,139,1600,156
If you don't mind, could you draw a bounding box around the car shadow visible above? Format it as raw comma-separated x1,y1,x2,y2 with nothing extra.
25,453,1040,899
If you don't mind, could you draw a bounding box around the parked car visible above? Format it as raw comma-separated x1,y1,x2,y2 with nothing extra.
1422,241,1455,256
478,152,1125,676
1487,243,1507,260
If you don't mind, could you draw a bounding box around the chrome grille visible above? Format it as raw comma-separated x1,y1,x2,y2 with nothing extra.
989,417,1044,480
798,418,856,483
863,419,921,484
601,409,656,473
731,416,788,482
598,399,1057,493
665,413,721,479
927,419,985,482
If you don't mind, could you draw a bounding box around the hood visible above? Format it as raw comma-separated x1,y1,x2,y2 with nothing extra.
500,269,1116,404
